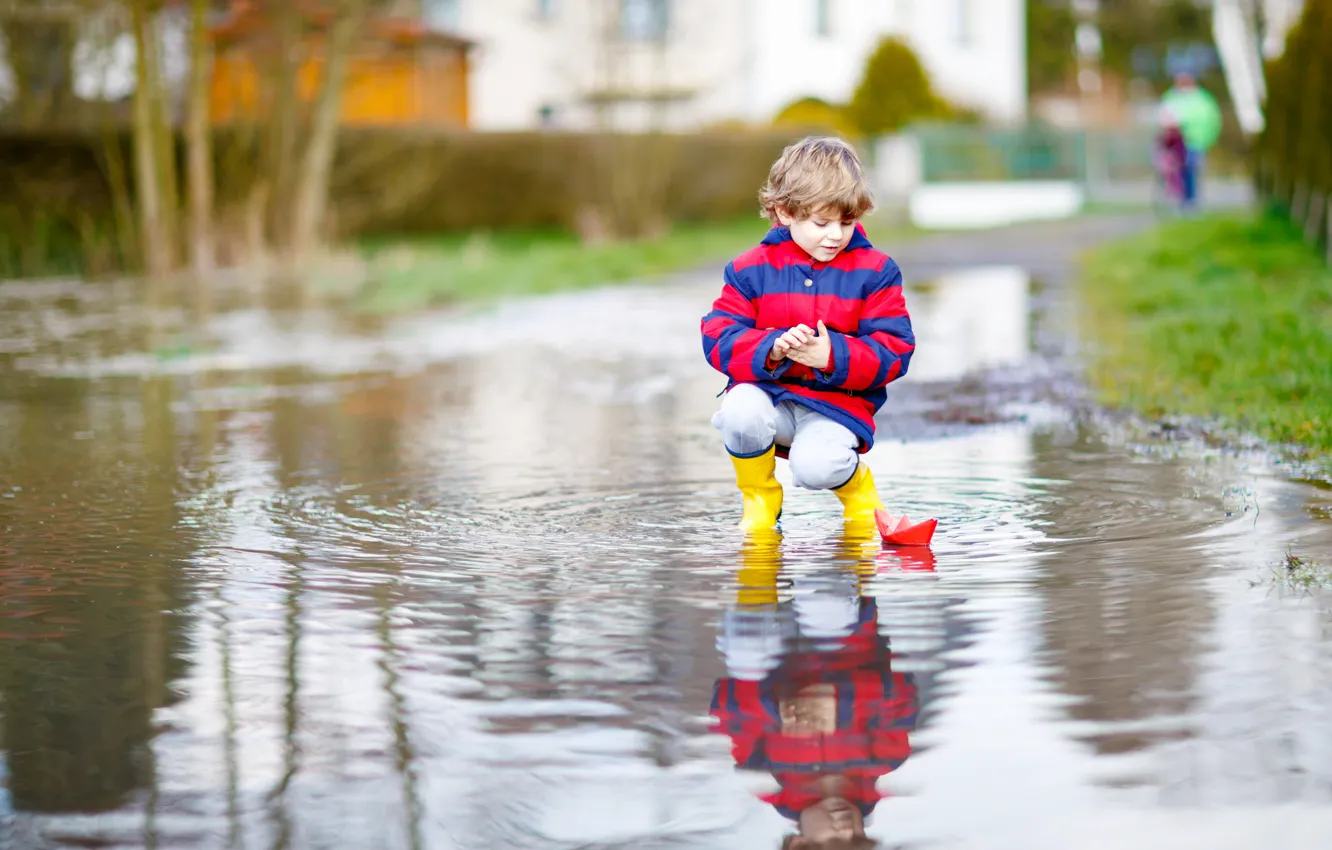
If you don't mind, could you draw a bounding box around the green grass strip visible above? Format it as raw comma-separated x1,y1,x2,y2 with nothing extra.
1081,212,1332,459
355,217,773,313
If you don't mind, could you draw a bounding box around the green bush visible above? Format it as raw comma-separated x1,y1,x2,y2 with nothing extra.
332,130,795,239
1027,0,1078,95
1257,0,1332,251
0,131,133,278
772,97,858,138
845,37,951,136
0,128,798,277
771,39,956,139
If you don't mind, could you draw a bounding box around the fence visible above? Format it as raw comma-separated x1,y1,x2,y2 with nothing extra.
906,122,1160,184
872,122,1168,229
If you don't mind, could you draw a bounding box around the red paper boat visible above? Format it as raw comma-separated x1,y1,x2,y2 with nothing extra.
874,509,938,547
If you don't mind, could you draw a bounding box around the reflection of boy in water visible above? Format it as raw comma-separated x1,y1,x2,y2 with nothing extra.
711,534,921,848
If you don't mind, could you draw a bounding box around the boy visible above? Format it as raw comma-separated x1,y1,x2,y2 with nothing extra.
701,137,915,531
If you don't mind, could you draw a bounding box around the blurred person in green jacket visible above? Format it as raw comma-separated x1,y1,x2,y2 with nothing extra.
1161,72,1223,211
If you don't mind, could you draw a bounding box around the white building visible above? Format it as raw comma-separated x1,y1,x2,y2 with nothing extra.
0,1,1027,132
430,0,1027,130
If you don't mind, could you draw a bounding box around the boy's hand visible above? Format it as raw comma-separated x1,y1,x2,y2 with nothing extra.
773,325,813,360
768,328,802,363
766,327,790,365
784,321,833,371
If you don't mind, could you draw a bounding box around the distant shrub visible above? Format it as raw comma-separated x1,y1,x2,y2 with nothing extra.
845,37,952,136
772,97,857,137
329,130,796,239
0,128,800,274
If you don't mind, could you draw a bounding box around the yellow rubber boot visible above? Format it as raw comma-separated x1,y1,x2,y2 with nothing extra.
730,447,784,531
833,462,886,526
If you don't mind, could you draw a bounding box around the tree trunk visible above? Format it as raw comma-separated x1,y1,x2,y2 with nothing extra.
1304,190,1326,246
147,7,178,269
99,126,140,272
1291,181,1310,223
185,0,215,275
288,0,364,259
1325,196,1332,266
265,2,304,250
130,0,170,277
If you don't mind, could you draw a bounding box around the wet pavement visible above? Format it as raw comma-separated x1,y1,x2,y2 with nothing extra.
2,216,1332,850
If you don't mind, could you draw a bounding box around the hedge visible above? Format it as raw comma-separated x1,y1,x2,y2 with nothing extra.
0,128,799,278
1256,0,1332,256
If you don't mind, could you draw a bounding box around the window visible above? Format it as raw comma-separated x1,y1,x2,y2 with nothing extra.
620,0,669,41
955,0,973,47
815,0,831,37
424,0,461,30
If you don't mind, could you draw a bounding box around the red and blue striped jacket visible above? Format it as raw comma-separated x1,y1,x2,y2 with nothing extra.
701,224,915,450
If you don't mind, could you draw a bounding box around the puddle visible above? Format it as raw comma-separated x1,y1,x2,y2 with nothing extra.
904,266,1032,383
2,261,1331,850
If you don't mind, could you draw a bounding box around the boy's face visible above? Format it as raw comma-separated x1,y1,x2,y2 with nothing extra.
777,206,857,263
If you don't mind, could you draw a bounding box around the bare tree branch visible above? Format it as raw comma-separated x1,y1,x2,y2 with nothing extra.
184,0,213,273
129,0,170,276
288,0,366,258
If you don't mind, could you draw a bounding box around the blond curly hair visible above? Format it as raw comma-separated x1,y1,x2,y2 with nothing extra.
759,136,875,224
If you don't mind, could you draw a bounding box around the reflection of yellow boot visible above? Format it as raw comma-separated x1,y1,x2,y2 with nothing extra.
731,447,783,531
736,529,782,605
724,529,784,679
833,462,886,526
836,524,880,584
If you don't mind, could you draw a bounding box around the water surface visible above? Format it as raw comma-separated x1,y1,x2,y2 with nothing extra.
2,248,1331,850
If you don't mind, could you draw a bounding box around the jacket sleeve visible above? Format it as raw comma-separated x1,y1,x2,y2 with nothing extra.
701,263,791,383
815,260,915,392
710,679,777,769
873,672,920,732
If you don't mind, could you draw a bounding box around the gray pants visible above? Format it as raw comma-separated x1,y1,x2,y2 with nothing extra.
711,383,859,491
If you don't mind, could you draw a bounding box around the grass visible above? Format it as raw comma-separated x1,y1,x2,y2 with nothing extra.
354,216,773,313
1265,550,1332,593
1081,212,1332,461
353,214,924,313
0,208,124,280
